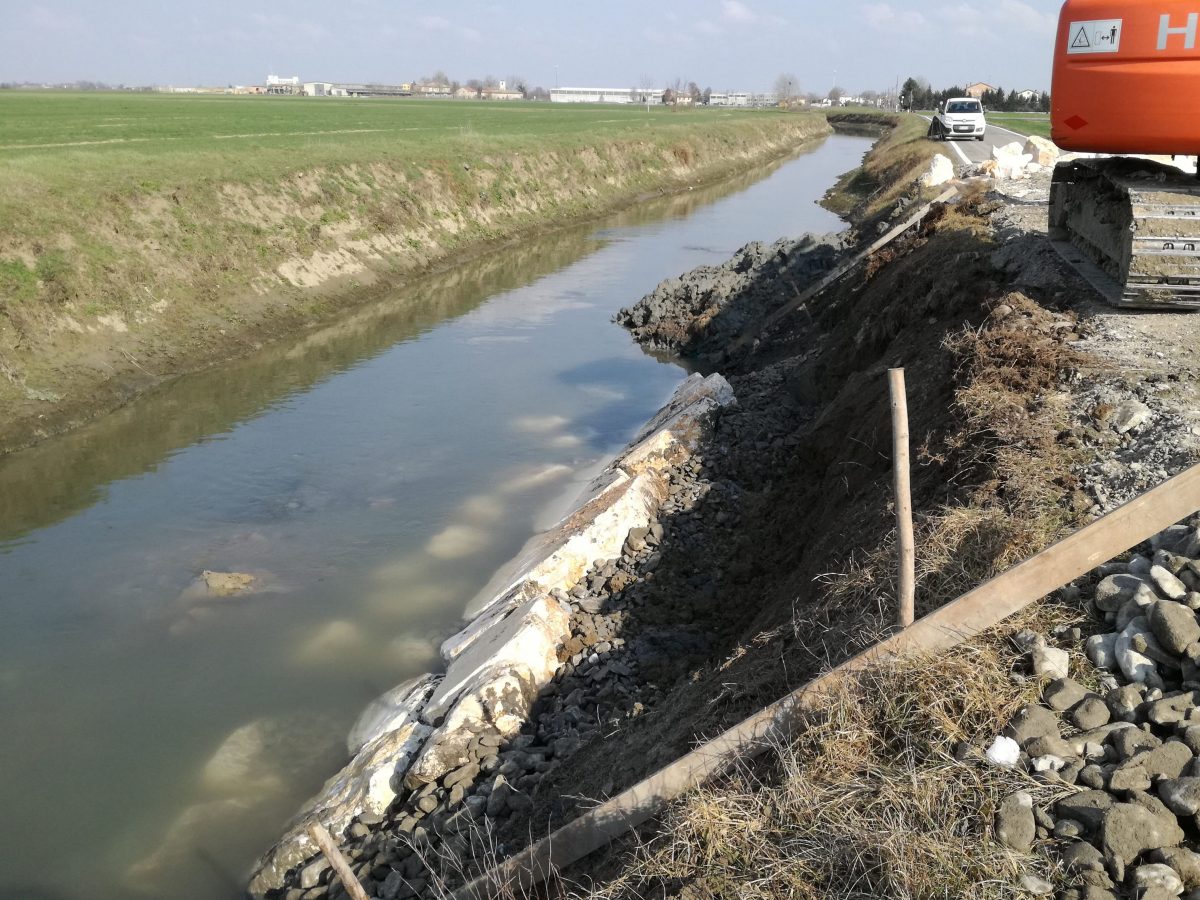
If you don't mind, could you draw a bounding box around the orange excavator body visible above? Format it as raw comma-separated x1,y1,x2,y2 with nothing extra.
1052,0,1200,155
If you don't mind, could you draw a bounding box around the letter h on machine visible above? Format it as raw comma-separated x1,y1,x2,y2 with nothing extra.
1159,12,1199,50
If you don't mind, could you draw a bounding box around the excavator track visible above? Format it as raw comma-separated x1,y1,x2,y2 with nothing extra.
1048,157,1200,310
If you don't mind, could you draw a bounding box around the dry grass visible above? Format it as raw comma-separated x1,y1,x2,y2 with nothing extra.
557,285,1098,899
570,617,1079,900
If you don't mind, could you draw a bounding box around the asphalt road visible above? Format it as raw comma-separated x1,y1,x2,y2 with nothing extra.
919,116,1029,165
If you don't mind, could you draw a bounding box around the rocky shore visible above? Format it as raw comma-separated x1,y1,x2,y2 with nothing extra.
248,372,747,898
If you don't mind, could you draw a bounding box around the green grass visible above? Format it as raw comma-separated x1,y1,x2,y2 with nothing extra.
0,91,786,189
986,112,1050,138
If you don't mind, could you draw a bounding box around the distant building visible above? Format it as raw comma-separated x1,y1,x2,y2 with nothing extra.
303,82,333,97
266,74,300,95
964,82,994,99
1016,88,1042,103
482,80,524,100
414,82,452,96
550,87,662,104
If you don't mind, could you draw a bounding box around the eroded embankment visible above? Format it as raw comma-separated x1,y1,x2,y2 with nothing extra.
242,117,1109,900
0,113,832,454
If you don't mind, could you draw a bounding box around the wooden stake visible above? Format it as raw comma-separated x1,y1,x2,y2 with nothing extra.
307,823,371,900
889,368,916,627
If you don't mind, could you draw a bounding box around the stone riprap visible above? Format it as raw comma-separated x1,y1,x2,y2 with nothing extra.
614,233,845,364
989,516,1200,900
248,372,736,898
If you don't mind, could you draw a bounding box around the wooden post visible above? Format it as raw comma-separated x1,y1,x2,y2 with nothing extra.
889,368,916,627
307,823,371,900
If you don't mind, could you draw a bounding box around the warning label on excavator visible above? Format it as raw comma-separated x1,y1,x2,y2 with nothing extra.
1067,19,1123,54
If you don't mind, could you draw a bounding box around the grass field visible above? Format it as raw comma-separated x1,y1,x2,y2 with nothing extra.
0,91,784,188
985,111,1051,137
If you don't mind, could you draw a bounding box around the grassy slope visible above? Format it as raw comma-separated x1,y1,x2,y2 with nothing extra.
0,93,831,451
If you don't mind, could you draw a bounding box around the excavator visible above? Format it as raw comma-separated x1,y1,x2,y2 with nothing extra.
1049,0,1200,308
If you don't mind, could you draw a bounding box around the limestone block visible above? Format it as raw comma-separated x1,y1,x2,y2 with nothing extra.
346,674,440,755
427,594,569,723
920,154,954,187
1023,135,1060,166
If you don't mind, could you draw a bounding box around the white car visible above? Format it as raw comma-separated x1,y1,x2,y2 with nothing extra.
929,97,987,141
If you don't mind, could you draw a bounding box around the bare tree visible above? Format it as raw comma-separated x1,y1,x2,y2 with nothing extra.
828,85,845,102
773,73,800,102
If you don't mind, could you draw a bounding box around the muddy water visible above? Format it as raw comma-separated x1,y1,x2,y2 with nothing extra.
0,133,871,900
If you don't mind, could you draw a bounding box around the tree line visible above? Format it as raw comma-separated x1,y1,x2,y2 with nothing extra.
900,77,1050,112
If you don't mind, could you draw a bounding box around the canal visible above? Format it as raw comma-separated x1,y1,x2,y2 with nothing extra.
0,133,872,900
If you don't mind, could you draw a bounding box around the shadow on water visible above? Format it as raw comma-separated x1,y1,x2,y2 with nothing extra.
0,151,801,548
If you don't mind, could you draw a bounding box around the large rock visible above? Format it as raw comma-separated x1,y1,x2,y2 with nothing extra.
457,467,666,627
346,675,440,755
1088,632,1119,669
1056,790,1115,832
614,373,736,476
1147,691,1200,726
408,593,570,786
1151,847,1200,889
920,153,955,187
1004,703,1061,746
1159,777,1200,815
1023,135,1060,166
1095,574,1153,613
1117,617,1165,686
995,791,1035,851
1153,569,1191,604
248,720,431,896
1045,677,1091,712
1112,399,1152,435
1101,801,1185,874
1152,600,1200,654
1032,644,1070,679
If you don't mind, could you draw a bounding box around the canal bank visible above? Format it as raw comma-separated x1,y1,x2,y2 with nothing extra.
0,109,834,455
244,116,948,899
240,115,1124,899
0,132,874,900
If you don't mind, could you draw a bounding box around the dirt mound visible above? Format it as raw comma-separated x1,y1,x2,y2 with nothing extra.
615,234,845,364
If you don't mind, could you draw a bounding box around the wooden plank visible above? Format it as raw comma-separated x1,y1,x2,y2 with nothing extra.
455,462,1200,899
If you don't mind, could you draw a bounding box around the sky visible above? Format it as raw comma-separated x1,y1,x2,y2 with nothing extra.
1,0,1057,94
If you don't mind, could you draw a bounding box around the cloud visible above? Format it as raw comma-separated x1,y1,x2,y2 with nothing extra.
695,19,721,35
998,0,1055,33
862,2,927,32
418,15,482,42
721,1,758,23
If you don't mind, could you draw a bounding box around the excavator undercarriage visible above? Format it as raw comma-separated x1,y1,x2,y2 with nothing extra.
1048,157,1200,310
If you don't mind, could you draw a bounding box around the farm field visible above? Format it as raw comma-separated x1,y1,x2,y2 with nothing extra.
0,91,784,186
986,111,1051,137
